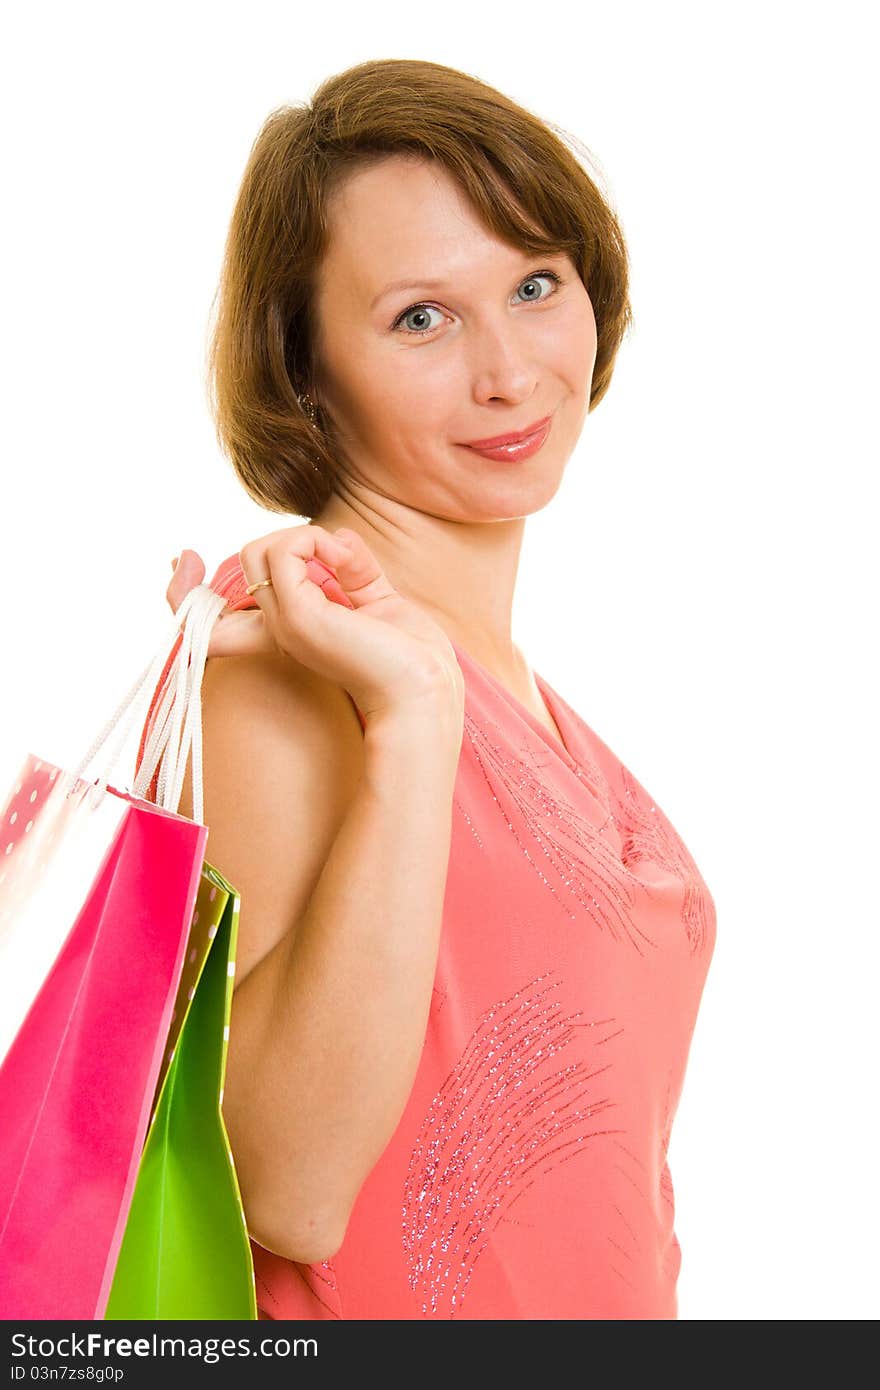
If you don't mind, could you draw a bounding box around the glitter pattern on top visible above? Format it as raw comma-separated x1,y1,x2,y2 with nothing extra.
402,971,624,1317
532,676,716,958
463,709,661,955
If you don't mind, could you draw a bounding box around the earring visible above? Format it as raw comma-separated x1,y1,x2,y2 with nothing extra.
297,391,319,428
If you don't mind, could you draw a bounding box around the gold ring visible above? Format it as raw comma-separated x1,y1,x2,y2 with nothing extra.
245,577,274,596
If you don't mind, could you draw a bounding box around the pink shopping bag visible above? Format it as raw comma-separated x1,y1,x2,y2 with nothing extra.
0,582,228,1320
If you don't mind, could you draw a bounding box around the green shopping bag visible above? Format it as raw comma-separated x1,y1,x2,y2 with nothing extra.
104,859,257,1320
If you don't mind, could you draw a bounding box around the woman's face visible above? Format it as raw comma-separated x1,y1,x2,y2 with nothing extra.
310,154,597,523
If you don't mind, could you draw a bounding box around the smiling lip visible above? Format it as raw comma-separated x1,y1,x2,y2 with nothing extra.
460,414,553,463
462,415,552,449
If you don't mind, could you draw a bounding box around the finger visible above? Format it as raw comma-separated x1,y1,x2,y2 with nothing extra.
248,524,396,622
166,549,206,613
206,609,275,659
238,524,352,613
164,548,276,659
315,526,397,609
236,523,402,672
235,527,371,672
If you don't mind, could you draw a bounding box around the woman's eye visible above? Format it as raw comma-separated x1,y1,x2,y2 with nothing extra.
394,304,447,335
514,270,562,303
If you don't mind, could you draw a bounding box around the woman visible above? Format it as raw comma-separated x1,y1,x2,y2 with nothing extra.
149,57,717,1320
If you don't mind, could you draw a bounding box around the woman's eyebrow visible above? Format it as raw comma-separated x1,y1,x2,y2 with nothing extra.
370,277,450,311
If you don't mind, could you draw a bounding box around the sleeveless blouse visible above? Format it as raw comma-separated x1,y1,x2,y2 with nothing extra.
138,553,716,1320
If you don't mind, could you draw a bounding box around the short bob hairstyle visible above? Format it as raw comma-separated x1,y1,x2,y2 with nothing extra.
206,58,633,519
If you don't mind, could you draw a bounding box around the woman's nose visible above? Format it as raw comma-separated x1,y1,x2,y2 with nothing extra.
469,325,537,403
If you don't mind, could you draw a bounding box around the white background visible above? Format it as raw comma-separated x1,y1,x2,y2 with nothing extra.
1,1,877,1320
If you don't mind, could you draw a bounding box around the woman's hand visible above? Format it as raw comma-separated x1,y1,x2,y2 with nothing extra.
166,524,464,724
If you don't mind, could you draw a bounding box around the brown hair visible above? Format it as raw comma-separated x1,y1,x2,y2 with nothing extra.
206,58,633,519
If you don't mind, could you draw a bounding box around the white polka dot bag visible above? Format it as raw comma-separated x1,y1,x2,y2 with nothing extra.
0,583,254,1319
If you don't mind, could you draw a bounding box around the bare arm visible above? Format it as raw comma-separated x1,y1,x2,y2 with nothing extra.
179,651,463,1265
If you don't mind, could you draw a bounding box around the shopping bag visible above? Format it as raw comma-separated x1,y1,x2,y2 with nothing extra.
111,578,258,1319
104,860,257,1319
0,581,234,1319
0,763,208,1320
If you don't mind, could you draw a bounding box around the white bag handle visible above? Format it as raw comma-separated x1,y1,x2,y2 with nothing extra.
70,583,228,826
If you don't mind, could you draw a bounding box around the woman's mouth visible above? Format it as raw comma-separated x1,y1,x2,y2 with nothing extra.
459,414,553,462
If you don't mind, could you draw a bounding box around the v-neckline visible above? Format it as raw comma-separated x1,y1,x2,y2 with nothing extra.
449,639,575,767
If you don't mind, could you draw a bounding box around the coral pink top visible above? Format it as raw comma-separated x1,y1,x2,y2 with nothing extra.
138,553,716,1320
